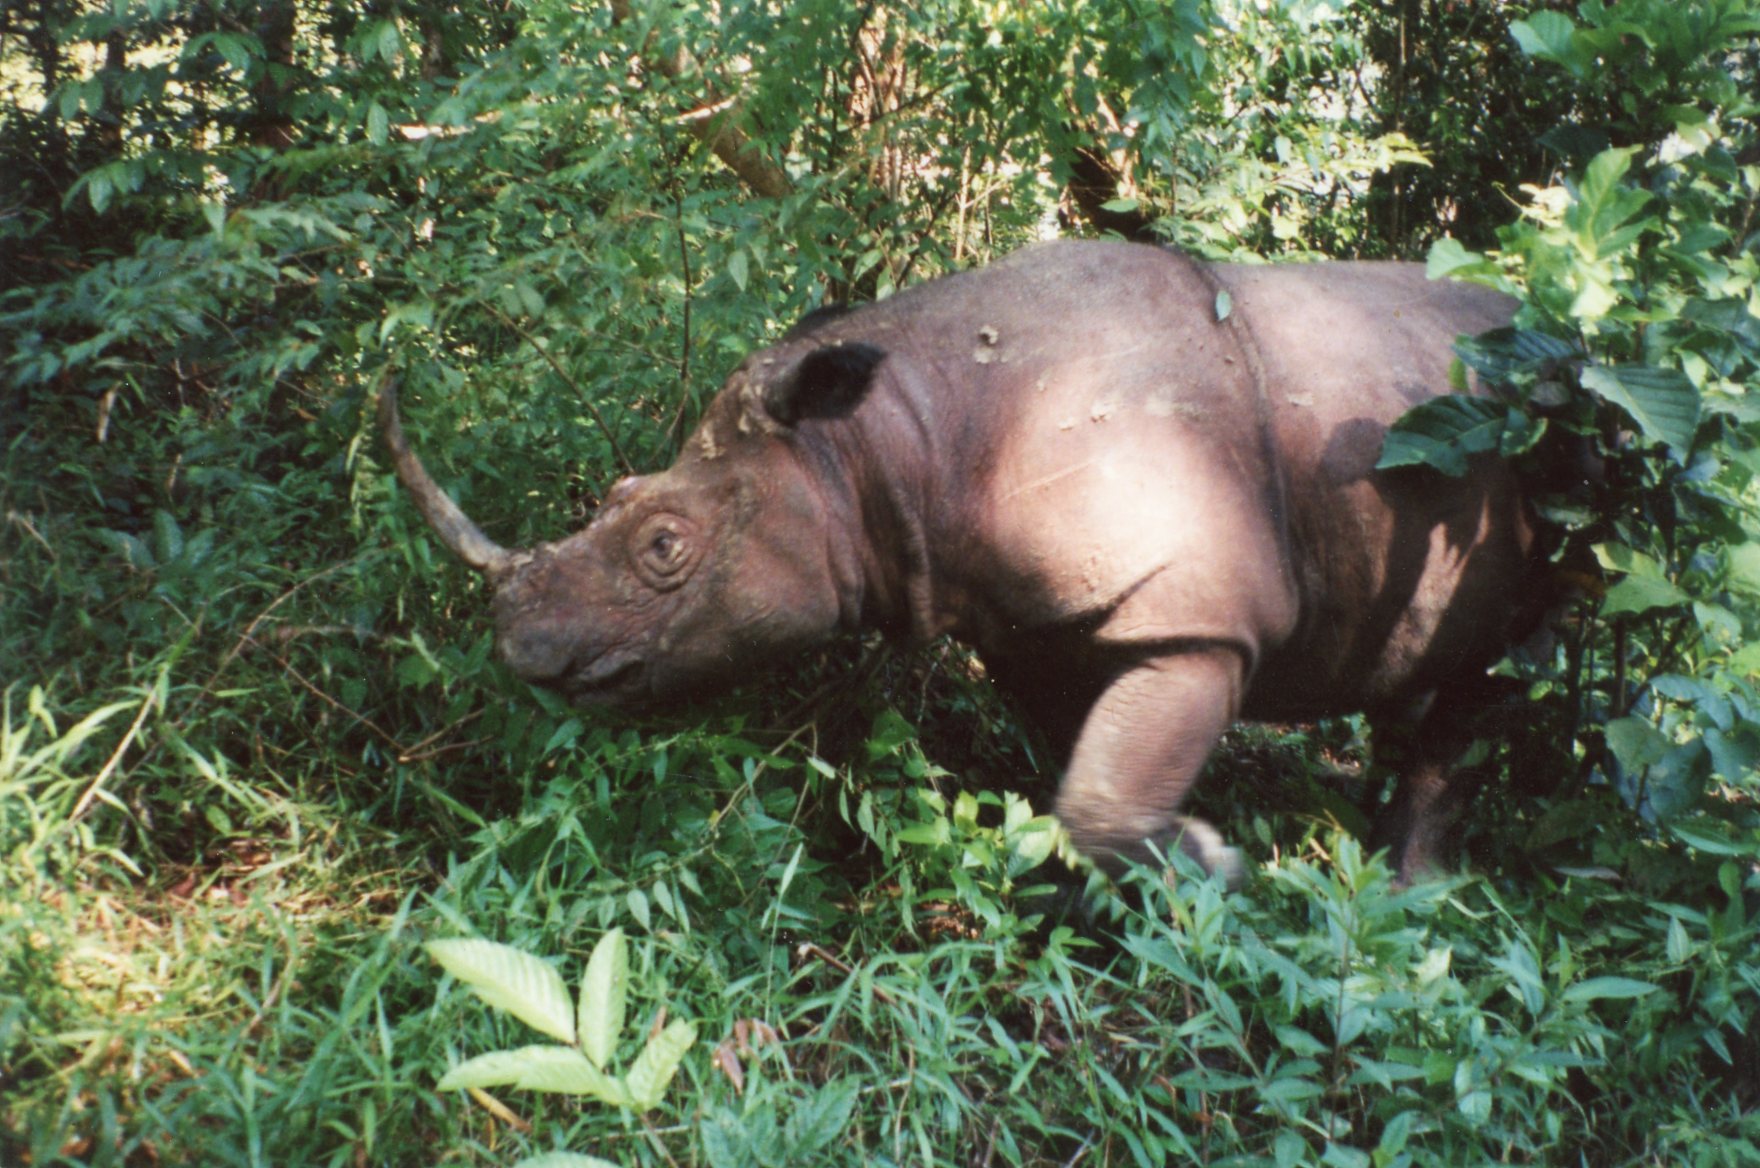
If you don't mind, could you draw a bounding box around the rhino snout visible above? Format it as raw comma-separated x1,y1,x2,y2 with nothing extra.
498,631,648,704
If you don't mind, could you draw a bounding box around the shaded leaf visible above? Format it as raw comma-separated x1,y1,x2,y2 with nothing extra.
786,1077,860,1154
1605,716,1668,773
1377,394,1506,476
1452,327,1580,384
1579,365,1699,455
1602,574,1690,616
1561,977,1662,1003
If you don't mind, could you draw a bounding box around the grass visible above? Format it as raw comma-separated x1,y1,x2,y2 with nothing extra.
3,389,1758,1167
6,663,1759,1167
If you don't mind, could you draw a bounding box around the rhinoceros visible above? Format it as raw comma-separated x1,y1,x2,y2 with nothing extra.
381,240,1539,885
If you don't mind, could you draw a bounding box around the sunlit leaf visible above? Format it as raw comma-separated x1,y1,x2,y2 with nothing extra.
624,1020,697,1110
579,928,628,1070
426,939,577,1045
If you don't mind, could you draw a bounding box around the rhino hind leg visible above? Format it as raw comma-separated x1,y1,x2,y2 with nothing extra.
1054,651,1247,887
1368,682,1506,885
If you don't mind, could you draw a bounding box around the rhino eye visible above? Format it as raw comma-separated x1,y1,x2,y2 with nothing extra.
633,514,697,588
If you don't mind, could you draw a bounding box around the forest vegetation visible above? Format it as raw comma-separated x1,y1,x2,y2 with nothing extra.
3,0,1760,1164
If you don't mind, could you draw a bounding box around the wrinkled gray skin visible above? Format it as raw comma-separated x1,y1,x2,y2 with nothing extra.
382,241,1538,886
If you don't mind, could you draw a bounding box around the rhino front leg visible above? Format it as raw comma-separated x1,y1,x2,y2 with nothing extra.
1053,650,1248,886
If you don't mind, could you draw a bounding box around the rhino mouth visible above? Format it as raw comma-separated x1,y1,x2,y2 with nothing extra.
560,655,647,706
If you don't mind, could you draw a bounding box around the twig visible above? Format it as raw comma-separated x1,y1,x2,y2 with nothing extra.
244,632,405,752
70,678,162,823
202,561,353,697
465,1087,531,1133
795,941,896,1005
6,509,56,559
664,189,697,446
639,1114,685,1168
484,301,632,477
396,708,484,764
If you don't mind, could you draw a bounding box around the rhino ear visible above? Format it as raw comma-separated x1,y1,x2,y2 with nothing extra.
761,342,885,426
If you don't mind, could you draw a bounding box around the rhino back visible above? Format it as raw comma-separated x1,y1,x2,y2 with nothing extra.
777,242,1528,722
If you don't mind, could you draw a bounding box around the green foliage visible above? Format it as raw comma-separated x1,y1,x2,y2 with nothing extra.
1380,0,1760,876
426,930,696,1112
4,0,1760,1164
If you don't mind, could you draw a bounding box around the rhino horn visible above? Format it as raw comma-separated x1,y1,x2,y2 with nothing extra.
377,379,512,577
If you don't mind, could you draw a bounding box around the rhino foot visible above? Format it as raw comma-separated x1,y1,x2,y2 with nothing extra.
1169,816,1245,891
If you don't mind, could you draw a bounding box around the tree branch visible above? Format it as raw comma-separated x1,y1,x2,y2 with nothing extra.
609,0,794,199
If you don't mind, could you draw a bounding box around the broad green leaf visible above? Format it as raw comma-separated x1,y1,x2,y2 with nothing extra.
438,1045,626,1099
436,1049,529,1091
624,1019,697,1110
579,928,628,1070
1376,394,1506,476
1260,1075,1323,1103
1499,409,1546,458
1452,327,1579,384
896,819,951,846
1593,543,1667,577
1426,237,1497,281
1726,543,1760,597
1214,289,1232,321
439,1045,570,1090
89,168,119,214
1510,10,1580,67
1602,574,1690,616
1579,365,1700,455
510,1155,622,1168
1670,818,1757,857
1683,297,1760,352
1570,148,1654,254
515,1048,626,1099
1561,977,1661,1003
425,939,577,1044
1727,640,1760,676
98,529,156,571
366,101,389,145
376,20,402,63
1273,1025,1328,1057
785,1077,860,1154
1493,936,1545,1016
1605,716,1667,773
210,32,256,73
152,510,184,564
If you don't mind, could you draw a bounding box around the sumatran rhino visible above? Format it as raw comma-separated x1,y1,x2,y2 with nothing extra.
381,240,1537,885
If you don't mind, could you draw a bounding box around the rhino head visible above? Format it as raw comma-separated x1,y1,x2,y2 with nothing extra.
377,343,884,707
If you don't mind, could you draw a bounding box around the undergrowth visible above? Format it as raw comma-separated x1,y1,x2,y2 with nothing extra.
5,0,1760,1163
